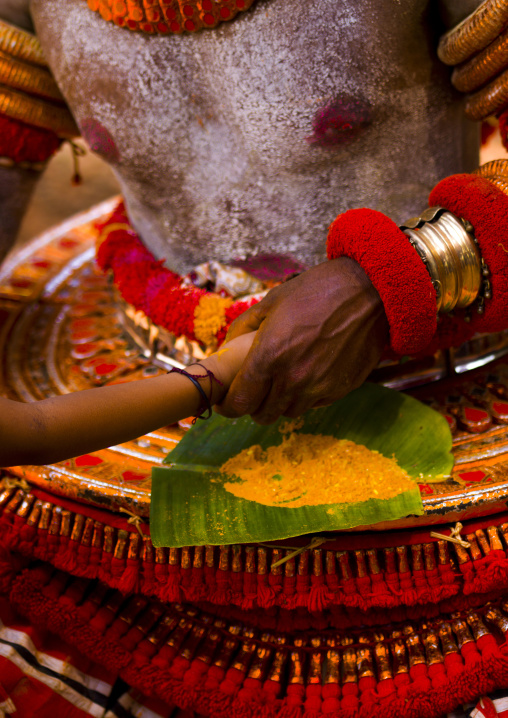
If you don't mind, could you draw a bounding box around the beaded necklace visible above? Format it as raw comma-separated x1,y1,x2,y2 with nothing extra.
85,0,256,34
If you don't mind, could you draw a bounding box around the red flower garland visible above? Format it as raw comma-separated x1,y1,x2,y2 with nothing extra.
96,202,257,345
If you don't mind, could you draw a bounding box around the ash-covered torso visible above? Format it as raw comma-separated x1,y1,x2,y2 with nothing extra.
31,0,478,274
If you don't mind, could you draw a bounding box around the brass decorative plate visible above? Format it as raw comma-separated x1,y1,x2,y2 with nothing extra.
2,199,508,527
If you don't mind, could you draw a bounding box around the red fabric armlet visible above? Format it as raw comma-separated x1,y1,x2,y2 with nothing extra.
326,208,436,355
427,174,508,352
0,114,60,164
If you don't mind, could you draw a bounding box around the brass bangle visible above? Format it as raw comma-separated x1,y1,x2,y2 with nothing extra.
438,0,508,66
0,50,64,103
0,86,79,139
452,27,508,93
473,161,508,196
400,207,484,314
0,19,46,68
474,158,508,179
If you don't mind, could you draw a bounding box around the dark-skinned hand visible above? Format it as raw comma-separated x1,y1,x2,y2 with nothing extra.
215,257,389,424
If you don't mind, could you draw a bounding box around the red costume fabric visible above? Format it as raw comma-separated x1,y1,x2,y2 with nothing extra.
326,208,437,355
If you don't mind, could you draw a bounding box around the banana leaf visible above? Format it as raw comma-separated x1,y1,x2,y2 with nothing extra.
151,383,453,547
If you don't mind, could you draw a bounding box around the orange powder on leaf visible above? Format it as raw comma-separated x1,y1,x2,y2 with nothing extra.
220,434,416,508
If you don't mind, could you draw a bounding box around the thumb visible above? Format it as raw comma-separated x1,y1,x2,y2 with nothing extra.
225,299,269,341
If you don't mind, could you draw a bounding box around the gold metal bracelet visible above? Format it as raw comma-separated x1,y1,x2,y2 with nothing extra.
400,207,489,315
0,19,46,68
0,86,79,139
438,0,508,67
452,27,508,93
464,66,508,121
474,159,508,196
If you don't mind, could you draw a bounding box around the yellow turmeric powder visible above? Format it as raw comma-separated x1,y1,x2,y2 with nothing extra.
221,433,416,508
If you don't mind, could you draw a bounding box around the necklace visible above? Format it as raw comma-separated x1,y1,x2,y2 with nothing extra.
85,0,256,34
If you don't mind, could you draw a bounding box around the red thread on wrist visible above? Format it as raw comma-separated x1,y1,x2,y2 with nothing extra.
0,113,60,163
427,174,508,352
326,208,437,355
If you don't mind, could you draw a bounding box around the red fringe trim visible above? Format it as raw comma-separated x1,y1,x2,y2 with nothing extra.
6,564,508,718
7,486,508,624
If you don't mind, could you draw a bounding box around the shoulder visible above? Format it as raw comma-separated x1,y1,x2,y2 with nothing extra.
0,0,33,31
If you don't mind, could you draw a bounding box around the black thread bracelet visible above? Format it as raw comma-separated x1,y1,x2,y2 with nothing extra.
167,366,212,421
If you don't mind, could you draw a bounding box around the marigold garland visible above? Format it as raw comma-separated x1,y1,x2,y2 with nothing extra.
96,202,257,345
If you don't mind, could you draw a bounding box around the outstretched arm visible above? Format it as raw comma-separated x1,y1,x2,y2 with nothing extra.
0,332,254,467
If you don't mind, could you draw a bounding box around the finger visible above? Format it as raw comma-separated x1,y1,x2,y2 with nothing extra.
250,381,295,425
215,364,272,418
225,301,268,342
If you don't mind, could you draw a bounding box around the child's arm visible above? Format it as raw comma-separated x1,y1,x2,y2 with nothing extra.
0,332,255,467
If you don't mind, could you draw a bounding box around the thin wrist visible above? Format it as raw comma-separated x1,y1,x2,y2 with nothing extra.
188,361,226,406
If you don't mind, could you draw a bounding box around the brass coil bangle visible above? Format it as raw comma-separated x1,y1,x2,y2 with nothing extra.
0,50,64,103
0,86,79,139
0,19,46,68
400,208,484,314
452,27,508,93
438,0,508,66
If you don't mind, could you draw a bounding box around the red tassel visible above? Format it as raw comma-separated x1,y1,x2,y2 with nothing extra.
76,542,92,575
16,522,38,556
285,684,305,711
219,666,246,695
170,655,191,680
99,549,113,584
359,675,377,706
461,641,482,668
321,683,341,714
183,657,210,686
35,525,49,560
2,514,28,551
151,643,179,669
87,544,103,577
162,563,183,603
56,538,80,572
109,555,126,588
307,575,329,612
210,568,231,605
203,665,226,691
407,663,431,694
394,673,410,699
257,573,276,607
141,560,155,595
428,662,447,688
303,683,321,716
241,572,258,610
376,677,396,700
444,652,464,678
117,557,140,594
341,682,359,710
